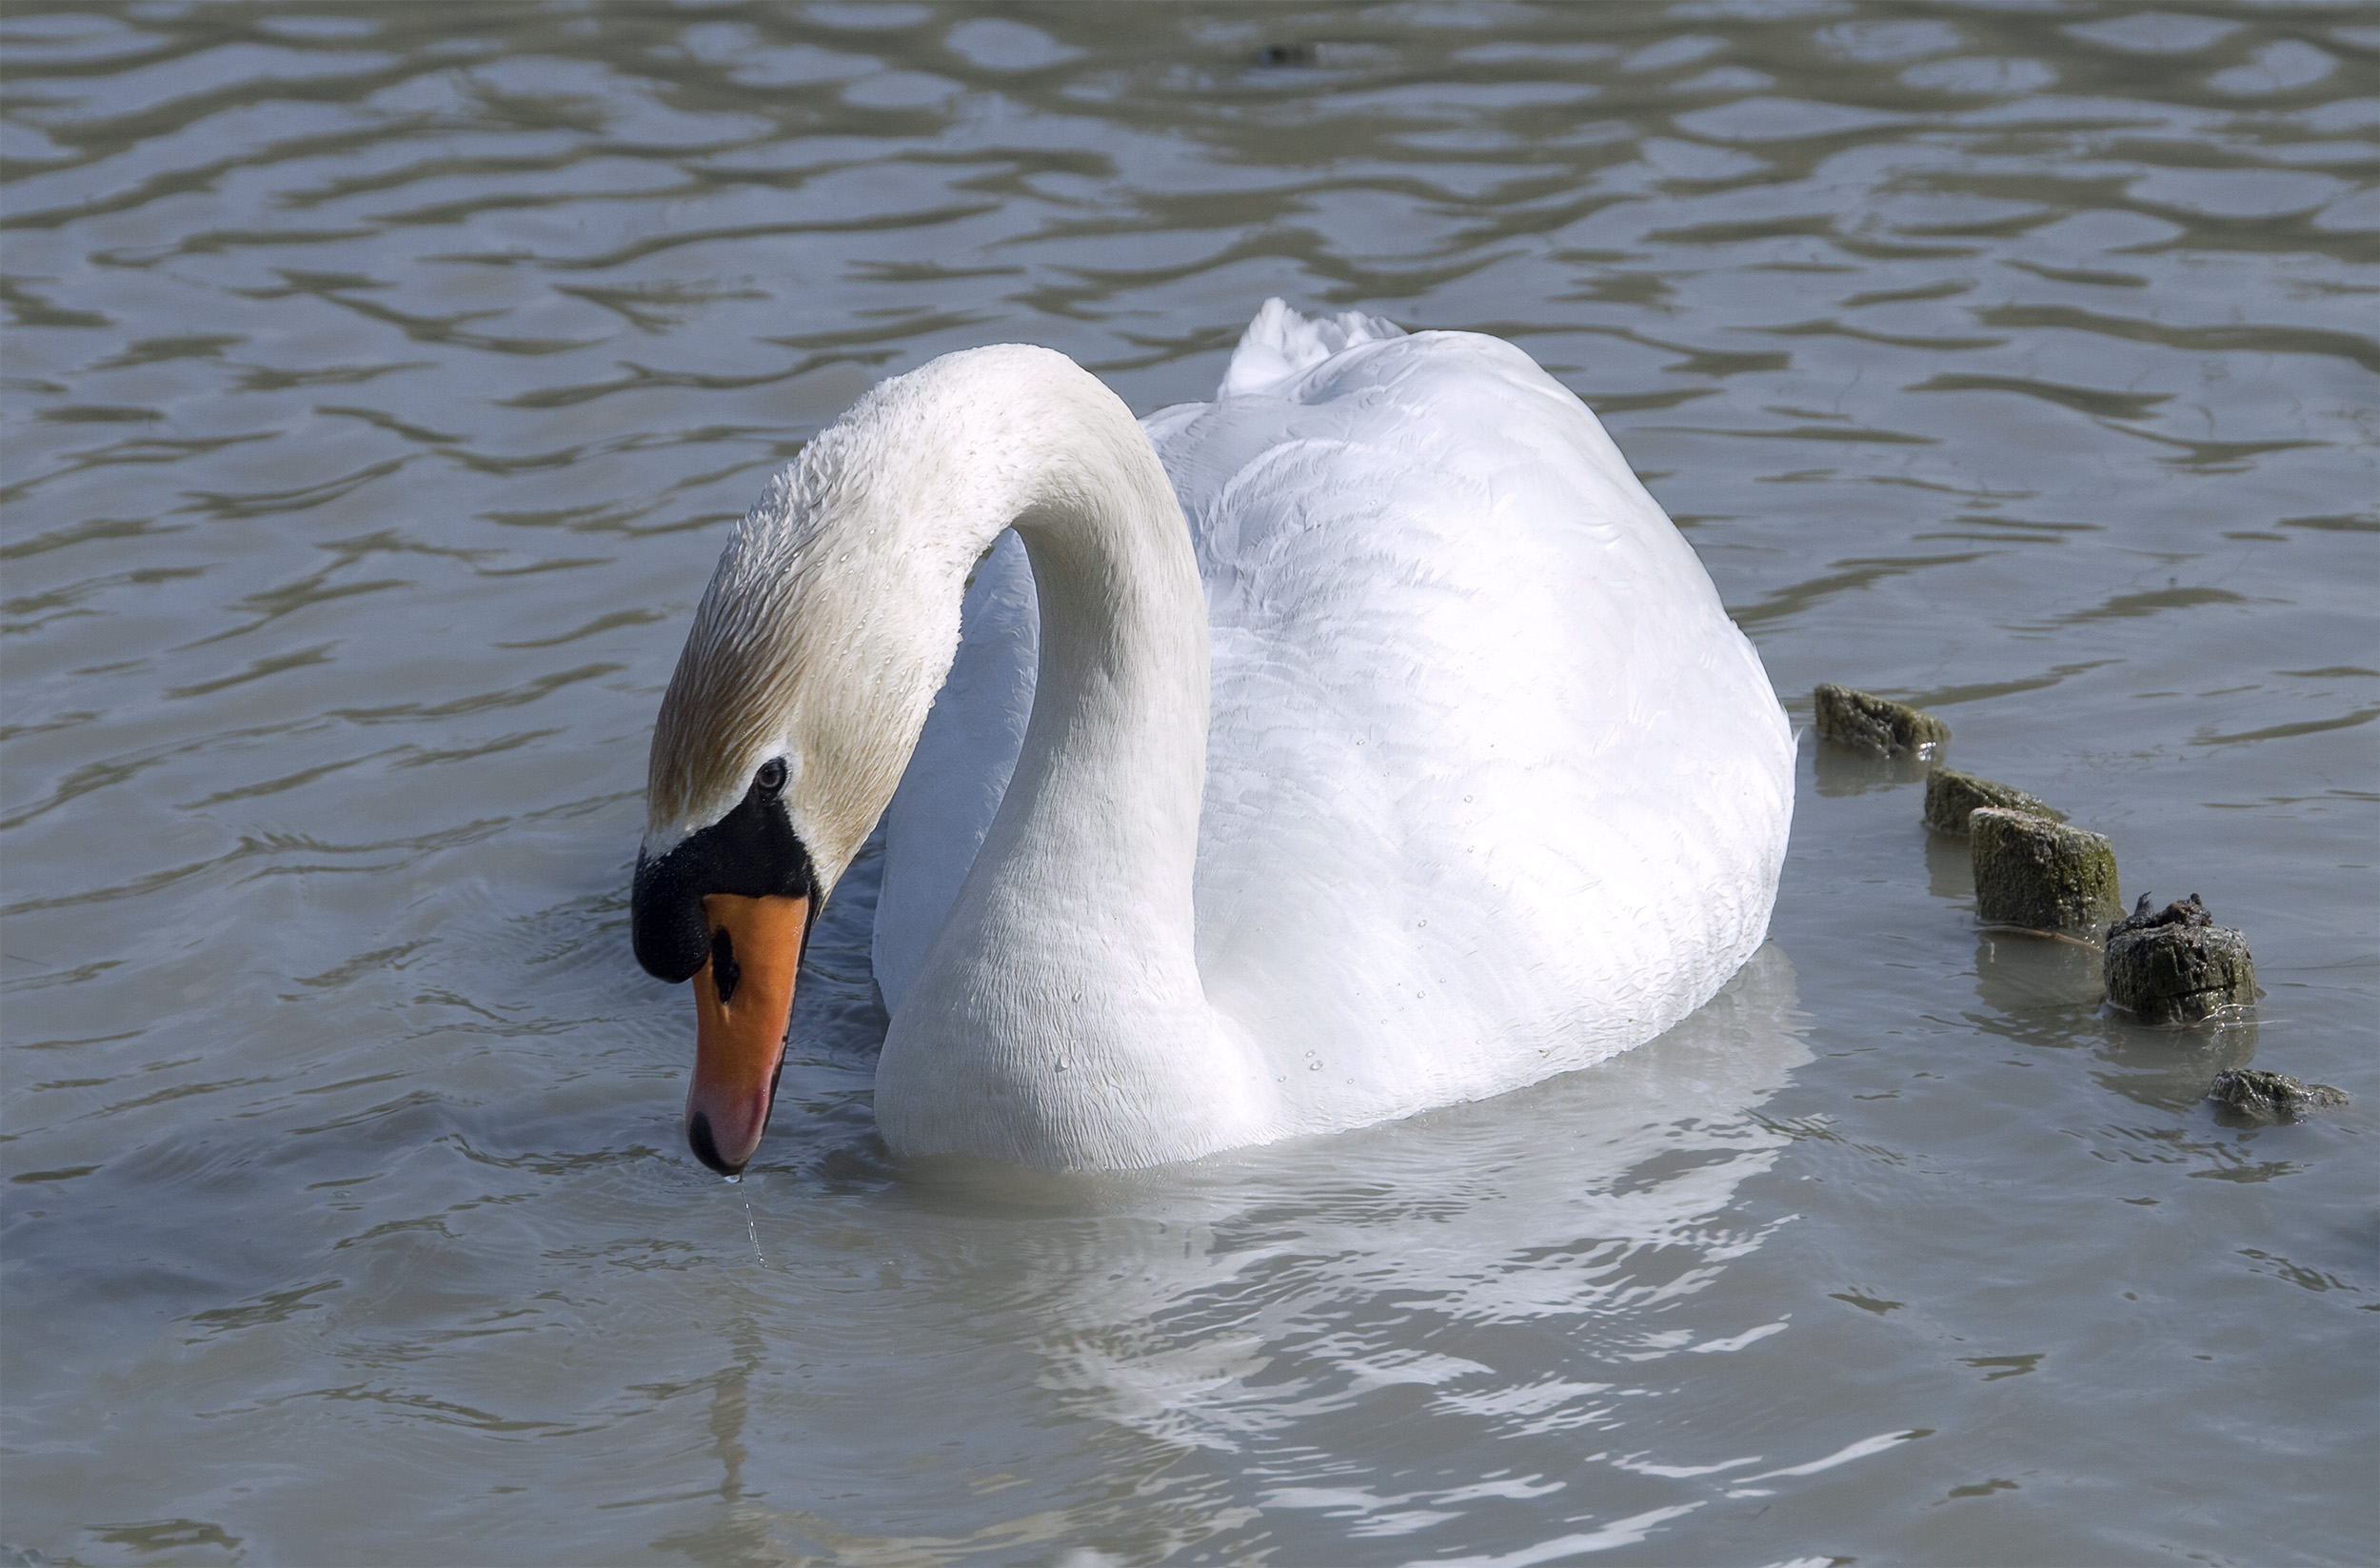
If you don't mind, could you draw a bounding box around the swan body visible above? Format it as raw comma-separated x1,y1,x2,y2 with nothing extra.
636,301,1793,1173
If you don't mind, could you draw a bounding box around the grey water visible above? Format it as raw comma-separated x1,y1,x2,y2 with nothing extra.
3,3,2374,1564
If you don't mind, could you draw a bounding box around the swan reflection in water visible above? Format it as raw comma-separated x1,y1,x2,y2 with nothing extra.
973,944,1810,1447
695,946,1813,1559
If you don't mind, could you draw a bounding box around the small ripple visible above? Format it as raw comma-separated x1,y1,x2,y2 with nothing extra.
1979,302,2380,374
497,357,822,411
10,1162,105,1181
0,431,273,506
1840,277,1977,308
1763,318,2008,351
1654,422,1939,446
0,274,109,327
1730,551,1996,625
326,663,624,724
164,643,338,700
552,279,770,332
313,404,467,445
230,358,429,391
300,290,605,355
2194,706,2378,747
173,750,382,808
388,727,565,769
5,557,204,613
37,402,159,422
1586,324,1793,378
2106,426,2327,469
89,331,244,368
1905,372,2170,422
277,149,585,212
2002,258,2148,288
0,956,126,992
92,1073,281,1120
0,749,168,832
466,206,1005,274
187,571,412,645
493,609,664,649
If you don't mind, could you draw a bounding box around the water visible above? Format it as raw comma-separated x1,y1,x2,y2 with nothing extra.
3,3,2374,1563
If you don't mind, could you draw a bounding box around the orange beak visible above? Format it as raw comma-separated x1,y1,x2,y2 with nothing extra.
684,892,806,1174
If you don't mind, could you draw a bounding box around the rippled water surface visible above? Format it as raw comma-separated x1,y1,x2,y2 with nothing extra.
5,3,2376,1563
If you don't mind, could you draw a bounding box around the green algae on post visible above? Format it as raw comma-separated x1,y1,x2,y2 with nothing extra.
1923,765,2060,835
2208,1067,2347,1119
1814,683,1950,757
1971,807,2121,934
2105,893,2258,1024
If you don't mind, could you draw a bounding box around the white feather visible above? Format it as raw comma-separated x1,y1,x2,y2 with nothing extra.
856,302,1793,1167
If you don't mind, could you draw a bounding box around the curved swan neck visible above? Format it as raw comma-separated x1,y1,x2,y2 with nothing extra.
992,427,1211,940
850,353,1239,1168
910,349,1211,967
886,347,1210,929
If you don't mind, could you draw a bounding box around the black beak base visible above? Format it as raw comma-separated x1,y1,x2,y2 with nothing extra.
632,780,816,983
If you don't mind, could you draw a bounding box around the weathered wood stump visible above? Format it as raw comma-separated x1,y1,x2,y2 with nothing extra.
2104,893,2256,1023
1923,765,2059,834
1814,683,1950,757
1971,807,2121,934
2208,1068,2346,1119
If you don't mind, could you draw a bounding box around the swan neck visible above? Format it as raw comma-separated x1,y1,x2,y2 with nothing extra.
952,361,1210,968
869,349,1231,1167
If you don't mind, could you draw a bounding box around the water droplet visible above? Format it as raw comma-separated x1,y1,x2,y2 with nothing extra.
1309,1062,1322,1071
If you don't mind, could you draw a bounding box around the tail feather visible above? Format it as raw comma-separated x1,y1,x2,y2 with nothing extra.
1218,297,1406,399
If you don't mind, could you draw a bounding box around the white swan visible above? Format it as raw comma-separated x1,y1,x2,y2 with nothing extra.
632,301,1793,1174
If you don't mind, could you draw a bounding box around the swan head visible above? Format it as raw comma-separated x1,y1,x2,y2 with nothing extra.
632,400,986,1174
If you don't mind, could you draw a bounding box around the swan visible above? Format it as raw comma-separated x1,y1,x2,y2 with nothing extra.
631,300,1793,1175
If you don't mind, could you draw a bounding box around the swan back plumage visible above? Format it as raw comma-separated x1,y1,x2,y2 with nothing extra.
1171,326,1790,1122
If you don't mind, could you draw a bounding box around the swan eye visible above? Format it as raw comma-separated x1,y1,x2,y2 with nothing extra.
754,758,787,800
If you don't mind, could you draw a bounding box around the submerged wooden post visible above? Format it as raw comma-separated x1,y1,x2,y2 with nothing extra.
2207,1068,2347,1118
1971,807,2121,934
2104,893,2257,1023
1923,765,2059,835
1814,683,1950,756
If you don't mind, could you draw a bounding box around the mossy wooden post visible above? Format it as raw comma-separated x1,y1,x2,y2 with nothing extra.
1814,683,1949,756
1970,807,2121,934
2208,1068,2346,1118
2105,894,2258,1023
1924,765,2059,834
